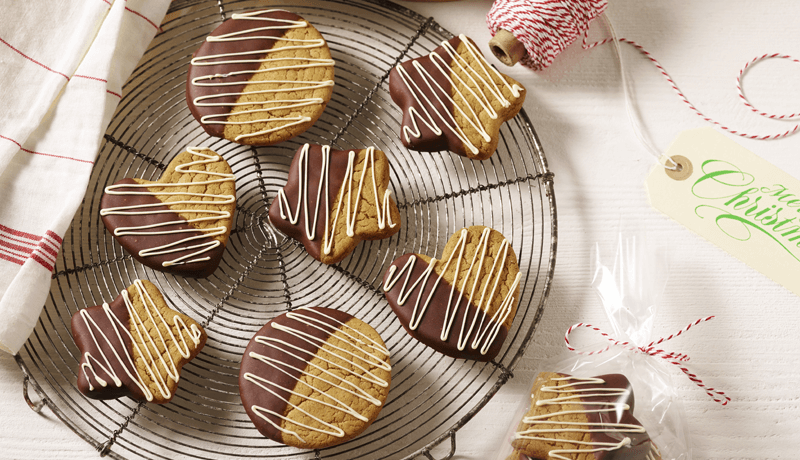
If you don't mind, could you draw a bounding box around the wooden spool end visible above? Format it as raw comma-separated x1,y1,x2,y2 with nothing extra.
489,28,526,67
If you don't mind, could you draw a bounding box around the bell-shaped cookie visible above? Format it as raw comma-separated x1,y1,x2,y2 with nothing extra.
269,144,401,264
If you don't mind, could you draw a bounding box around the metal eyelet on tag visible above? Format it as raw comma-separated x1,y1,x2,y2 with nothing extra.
665,155,693,181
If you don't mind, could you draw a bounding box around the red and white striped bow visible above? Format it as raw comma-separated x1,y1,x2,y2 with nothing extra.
565,316,730,405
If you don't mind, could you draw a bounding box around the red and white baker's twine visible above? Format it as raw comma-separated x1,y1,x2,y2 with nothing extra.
565,316,731,405
487,0,800,141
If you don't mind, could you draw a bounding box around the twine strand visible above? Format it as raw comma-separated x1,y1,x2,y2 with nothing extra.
487,0,800,144
564,316,731,405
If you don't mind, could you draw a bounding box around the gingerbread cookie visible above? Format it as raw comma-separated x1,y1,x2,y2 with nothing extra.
268,144,401,264
239,307,391,448
187,9,335,145
382,226,520,361
100,147,236,278
71,279,206,403
512,372,661,460
389,34,525,160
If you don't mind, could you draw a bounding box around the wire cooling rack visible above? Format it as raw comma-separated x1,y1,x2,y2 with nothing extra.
15,0,556,458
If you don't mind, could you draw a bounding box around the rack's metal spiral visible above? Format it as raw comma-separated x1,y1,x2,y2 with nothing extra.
15,0,557,458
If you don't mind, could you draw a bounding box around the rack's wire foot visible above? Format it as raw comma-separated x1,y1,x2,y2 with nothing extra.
22,375,45,414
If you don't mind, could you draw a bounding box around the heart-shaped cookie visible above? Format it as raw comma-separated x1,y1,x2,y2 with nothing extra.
71,279,207,404
382,226,520,361
100,147,236,278
268,144,401,264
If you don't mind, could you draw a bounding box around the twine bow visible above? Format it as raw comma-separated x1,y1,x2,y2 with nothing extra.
564,316,730,405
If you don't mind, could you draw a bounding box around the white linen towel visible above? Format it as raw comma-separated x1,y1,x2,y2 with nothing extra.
0,0,171,354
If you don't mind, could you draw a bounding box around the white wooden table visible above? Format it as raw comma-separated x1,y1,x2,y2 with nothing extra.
2,0,800,458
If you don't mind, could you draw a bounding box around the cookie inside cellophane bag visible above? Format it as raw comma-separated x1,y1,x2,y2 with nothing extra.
494,235,716,460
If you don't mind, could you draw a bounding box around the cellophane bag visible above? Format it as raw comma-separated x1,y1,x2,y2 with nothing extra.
495,235,692,460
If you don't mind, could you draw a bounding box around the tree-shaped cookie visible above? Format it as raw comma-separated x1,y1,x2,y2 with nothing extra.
383,226,520,361
512,372,662,460
71,279,207,403
389,34,525,160
269,144,401,264
100,147,236,278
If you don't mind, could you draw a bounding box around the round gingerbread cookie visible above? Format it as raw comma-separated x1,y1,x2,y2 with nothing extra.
186,9,335,146
239,307,391,448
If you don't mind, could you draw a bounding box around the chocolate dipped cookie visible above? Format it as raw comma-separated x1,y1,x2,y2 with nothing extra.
512,372,662,460
71,279,206,403
389,34,525,160
382,226,520,361
100,147,236,278
268,144,401,264
239,307,391,449
187,9,334,145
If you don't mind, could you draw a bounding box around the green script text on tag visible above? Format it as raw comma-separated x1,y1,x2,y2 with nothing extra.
647,128,800,297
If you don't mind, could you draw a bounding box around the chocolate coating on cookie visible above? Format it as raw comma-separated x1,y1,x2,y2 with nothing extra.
239,307,391,448
580,374,654,457
268,144,349,261
384,254,506,361
101,179,226,277
72,290,144,401
382,226,519,361
389,37,459,153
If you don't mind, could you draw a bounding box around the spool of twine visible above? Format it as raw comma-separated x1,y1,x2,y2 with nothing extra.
487,0,608,69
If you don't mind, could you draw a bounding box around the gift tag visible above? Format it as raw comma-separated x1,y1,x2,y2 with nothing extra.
647,128,800,297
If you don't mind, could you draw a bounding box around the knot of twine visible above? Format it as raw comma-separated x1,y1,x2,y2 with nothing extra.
564,316,730,405
487,0,607,71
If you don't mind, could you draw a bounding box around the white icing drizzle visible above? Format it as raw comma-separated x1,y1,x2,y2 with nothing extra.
275,144,398,256
394,34,523,156
78,280,204,402
190,9,335,142
243,308,390,444
514,376,658,460
100,147,236,268
382,227,520,355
